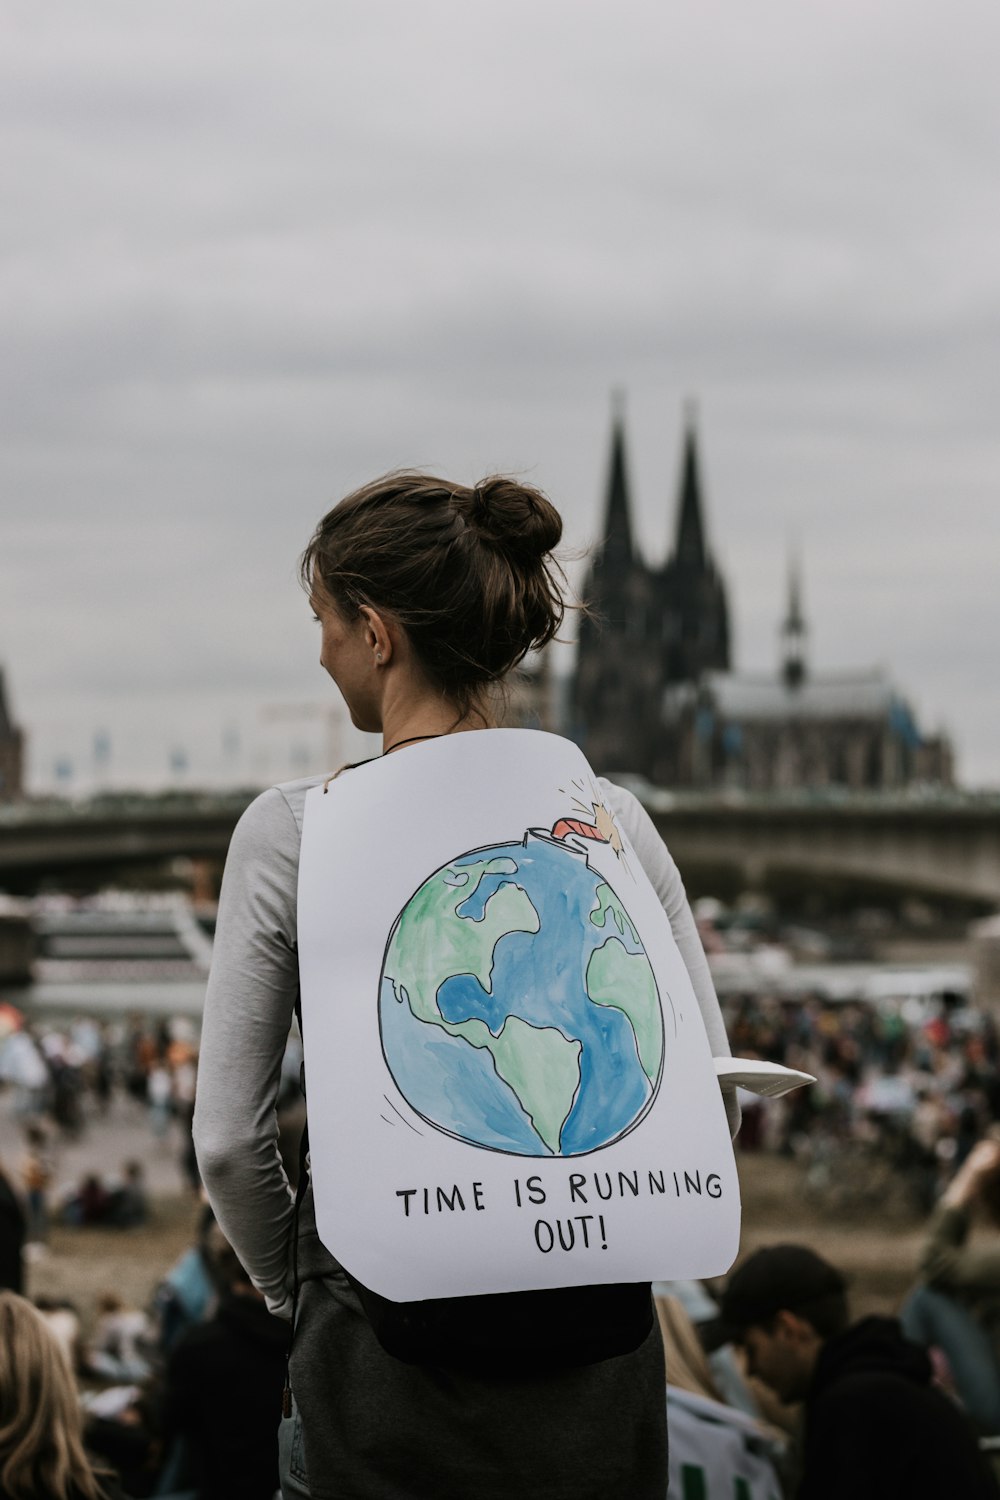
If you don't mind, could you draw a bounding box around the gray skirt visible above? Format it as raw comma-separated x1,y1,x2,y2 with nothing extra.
287,1266,668,1500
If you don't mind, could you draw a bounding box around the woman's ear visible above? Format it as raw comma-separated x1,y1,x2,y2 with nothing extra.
359,606,394,667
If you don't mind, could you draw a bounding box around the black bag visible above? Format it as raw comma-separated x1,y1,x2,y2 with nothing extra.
345,1270,655,1372
293,1120,653,1372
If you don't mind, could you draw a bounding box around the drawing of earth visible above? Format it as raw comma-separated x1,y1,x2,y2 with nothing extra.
379,830,664,1156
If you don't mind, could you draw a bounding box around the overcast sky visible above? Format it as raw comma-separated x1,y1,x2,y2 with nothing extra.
2,0,998,792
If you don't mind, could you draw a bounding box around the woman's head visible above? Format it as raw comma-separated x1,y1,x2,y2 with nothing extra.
301,472,566,722
0,1292,105,1500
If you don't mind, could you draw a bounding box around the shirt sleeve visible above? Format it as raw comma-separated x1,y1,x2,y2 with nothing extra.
602,781,741,1139
193,787,302,1318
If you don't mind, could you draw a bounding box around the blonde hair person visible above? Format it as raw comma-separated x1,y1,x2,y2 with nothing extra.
657,1293,787,1500
655,1293,725,1401
0,1292,123,1500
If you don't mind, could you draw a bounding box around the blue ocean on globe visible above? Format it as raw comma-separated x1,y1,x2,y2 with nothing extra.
379,830,664,1156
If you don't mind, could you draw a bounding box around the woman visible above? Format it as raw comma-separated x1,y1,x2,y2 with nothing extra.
0,1291,128,1500
194,472,739,1499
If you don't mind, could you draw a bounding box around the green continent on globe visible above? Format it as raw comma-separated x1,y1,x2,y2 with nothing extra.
585,938,662,1085
384,855,540,1052
487,1016,582,1154
589,882,641,945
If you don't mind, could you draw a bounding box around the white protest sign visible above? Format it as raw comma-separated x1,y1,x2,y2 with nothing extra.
297,728,740,1301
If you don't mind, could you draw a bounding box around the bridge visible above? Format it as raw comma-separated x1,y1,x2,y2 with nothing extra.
2,785,1000,909
0,792,256,891
634,787,1000,909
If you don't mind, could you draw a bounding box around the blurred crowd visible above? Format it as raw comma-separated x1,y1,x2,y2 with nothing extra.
3,997,1000,1496
723,990,1000,1213
0,1210,289,1500
1,1014,200,1138
0,1015,204,1241
3,1195,1000,1499
0,1010,304,1500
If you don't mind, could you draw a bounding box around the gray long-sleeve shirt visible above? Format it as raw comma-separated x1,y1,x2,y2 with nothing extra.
193,772,738,1317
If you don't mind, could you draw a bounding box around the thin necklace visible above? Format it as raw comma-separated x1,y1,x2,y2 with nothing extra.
381,732,443,756
324,732,442,789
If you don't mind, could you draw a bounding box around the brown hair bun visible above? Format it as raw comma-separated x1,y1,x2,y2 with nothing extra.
466,476,563,563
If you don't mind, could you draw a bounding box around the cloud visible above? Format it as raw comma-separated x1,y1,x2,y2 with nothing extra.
2,0,999,787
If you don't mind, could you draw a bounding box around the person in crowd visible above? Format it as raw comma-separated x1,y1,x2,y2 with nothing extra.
62,1172,112,1227
85,1293,153,1383
656,1293,786,1499
717,1243,999,1499
151,1202,219,1355
0,1290,130,1500
0,1025,50,1120
56,1163,147,1232
903,1134,1000,1432
91,1026,115,1114
20,1122,52,1244
159,1230,288,1500
46,1035,85,1137
0,1153,26,1292
33,1295,84,1373
194,471,739,1499
125,1023,157,1102
170,1052,199,1194
106,1161,150,1229
146,1063,173,1140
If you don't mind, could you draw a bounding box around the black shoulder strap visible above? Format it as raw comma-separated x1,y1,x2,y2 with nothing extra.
282,998,310,1416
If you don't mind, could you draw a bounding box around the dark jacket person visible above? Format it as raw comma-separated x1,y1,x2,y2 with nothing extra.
161,1236,288,1500
0,1160,26,1293
717,1243,999,1500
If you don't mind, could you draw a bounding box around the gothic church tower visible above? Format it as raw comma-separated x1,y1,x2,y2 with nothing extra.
573,400,730,780
657,411,730,688
572,401,659,773
780,553,807,690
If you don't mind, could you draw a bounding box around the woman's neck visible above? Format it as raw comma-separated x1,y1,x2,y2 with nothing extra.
378,694,496,756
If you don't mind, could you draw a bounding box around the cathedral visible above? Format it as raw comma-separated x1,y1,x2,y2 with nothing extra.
571,406,953,792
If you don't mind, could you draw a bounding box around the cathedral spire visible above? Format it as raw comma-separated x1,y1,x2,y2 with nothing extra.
659,402,731,685
600,389,634,570
672,402,708,569
781,550,808,689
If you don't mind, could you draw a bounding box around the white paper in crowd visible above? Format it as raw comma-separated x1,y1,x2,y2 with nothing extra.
297,729,741,1301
